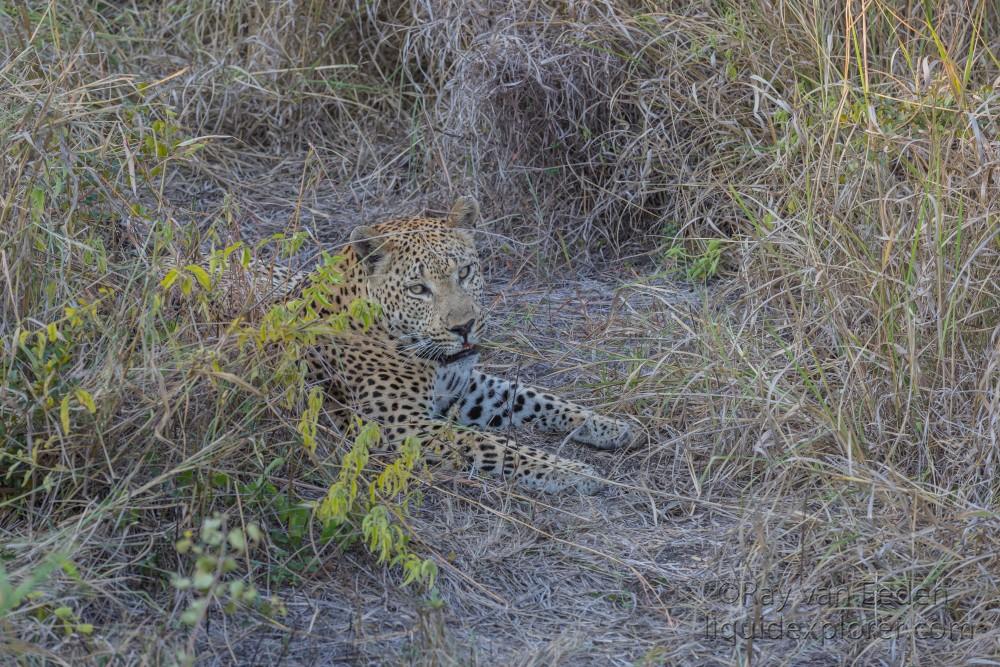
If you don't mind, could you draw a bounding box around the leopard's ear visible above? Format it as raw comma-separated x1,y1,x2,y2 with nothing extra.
350,225,390,272
446,195,479,229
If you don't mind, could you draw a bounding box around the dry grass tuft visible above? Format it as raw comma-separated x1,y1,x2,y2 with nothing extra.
2,0,999,664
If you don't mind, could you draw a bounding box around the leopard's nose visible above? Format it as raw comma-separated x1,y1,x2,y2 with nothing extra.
449,319,475,341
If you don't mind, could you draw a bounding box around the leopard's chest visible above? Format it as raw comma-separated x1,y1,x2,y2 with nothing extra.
430,356,477,418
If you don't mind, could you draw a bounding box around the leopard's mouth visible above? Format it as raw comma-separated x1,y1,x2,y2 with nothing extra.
441,343,479,365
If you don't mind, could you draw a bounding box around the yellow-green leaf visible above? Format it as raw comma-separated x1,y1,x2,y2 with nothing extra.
61,560,81,580
74,389,96,414
185,264,212,290
160,268,180,289
60,395,71,433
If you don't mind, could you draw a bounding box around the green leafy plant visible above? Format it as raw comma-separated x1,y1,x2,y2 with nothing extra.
171,514,273,626
662,238,725,282
317,423,438,588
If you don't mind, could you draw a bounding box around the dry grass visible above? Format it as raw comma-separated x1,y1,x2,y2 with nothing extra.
2,0,999,665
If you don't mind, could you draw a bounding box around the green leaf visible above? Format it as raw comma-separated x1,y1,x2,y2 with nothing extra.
227,529,246,552
228,581,245,600
29,187,45,221
180,599,207,626
193,572,215,591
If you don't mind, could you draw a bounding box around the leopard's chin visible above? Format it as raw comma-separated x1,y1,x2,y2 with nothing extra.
440,343,479,365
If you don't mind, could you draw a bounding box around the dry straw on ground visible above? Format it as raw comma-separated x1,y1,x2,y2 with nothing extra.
1,1,999,665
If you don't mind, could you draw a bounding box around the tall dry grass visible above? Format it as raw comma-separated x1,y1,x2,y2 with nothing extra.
2,0,998,664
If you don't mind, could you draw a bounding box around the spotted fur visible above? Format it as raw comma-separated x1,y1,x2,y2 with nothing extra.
255,197,633,493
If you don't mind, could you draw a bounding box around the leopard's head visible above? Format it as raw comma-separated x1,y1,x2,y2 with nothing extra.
350,196,485,364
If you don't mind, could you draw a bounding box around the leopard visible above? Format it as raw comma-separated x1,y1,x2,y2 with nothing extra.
241,196,634,494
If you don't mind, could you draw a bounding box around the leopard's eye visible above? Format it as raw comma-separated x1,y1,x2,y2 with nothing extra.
408,283,430,296
458,264,473,280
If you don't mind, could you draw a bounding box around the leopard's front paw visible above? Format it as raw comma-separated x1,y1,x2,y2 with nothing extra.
571,414,635,450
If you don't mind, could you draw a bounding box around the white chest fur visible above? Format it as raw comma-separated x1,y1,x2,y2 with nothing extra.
430,356,477,418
